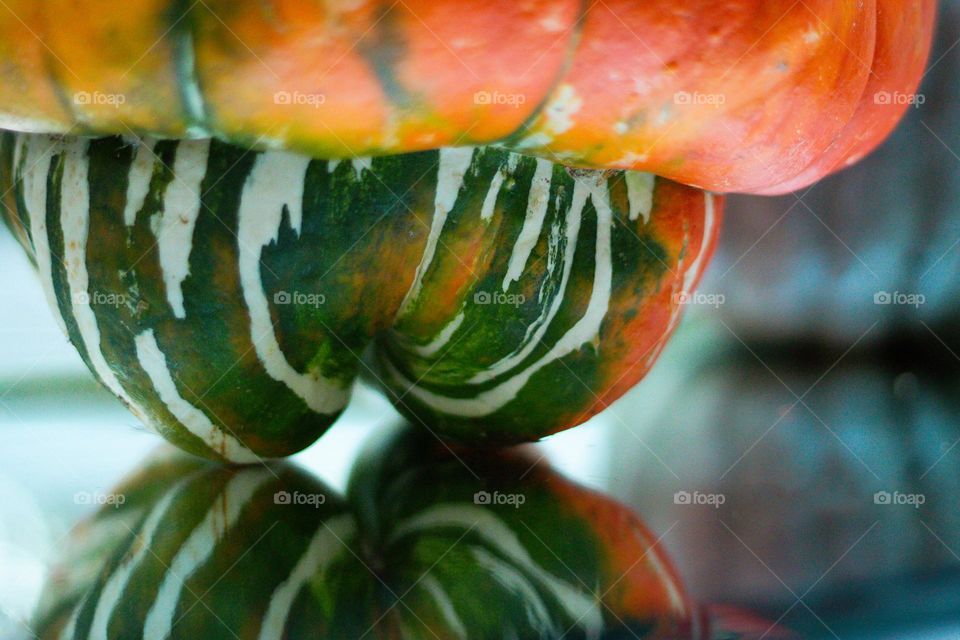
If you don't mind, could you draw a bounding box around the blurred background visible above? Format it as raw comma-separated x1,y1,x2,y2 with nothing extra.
2,4,960,639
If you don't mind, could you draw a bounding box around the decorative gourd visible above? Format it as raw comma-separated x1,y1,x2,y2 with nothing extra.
0,0,934,194
0,133,718,461
33,427,703,639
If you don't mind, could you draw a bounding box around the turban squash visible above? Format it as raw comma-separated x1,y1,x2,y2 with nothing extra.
34,427,704,639
0,133,717,461
0,0,933,460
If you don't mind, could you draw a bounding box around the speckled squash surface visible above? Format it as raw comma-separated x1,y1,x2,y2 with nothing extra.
0,133,719,461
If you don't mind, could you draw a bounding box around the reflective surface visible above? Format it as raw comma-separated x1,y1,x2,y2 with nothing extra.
607,330,960,639
30,425,700,639
3,323,960,638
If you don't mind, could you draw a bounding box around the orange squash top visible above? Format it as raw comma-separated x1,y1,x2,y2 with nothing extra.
0,0,935,193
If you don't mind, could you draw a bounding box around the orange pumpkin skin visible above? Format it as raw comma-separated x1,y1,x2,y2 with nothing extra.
755,0,938,194
0,0,934,194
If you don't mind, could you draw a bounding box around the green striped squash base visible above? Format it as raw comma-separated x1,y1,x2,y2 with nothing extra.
34,426,699,639
0,132,720,461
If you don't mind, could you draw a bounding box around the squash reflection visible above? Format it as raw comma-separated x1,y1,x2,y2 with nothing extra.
33,425,790,639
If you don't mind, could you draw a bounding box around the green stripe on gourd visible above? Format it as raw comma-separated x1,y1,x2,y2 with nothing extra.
2,131,717,460
349,429,612,639
36,428,695,639
347,426,694,639
0,132,29,248
37,456,357,640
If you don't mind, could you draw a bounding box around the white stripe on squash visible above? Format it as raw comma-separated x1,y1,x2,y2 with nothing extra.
681,192,717,296
58,595,85,640
480,165,506,222
388,176,613,415
152,139,209,319
397,147,475,316
56,138,155,430
142,469,272,640
87,475,196,640
470,546,558,636
644,191,717,371
18,135,67,335
237,151,349,415
351,156,372,178
258,515,356,640
502,158,553,291
625,172,655,224
479,151,520,222
122,138,157,226
466,177,587,385
411,310,466,358
178,30,209,138
390,504,604,638
417,574,469,639
405,151,524,359
134,330,260,463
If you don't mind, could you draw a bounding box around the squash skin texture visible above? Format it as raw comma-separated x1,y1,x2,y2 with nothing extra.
347,426,699,638
0,0,935,194
1,132,719,461
754,0,938,194
33,432,698,638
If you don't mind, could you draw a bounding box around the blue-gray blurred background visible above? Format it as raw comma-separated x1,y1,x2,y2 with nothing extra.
2,4,960,639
